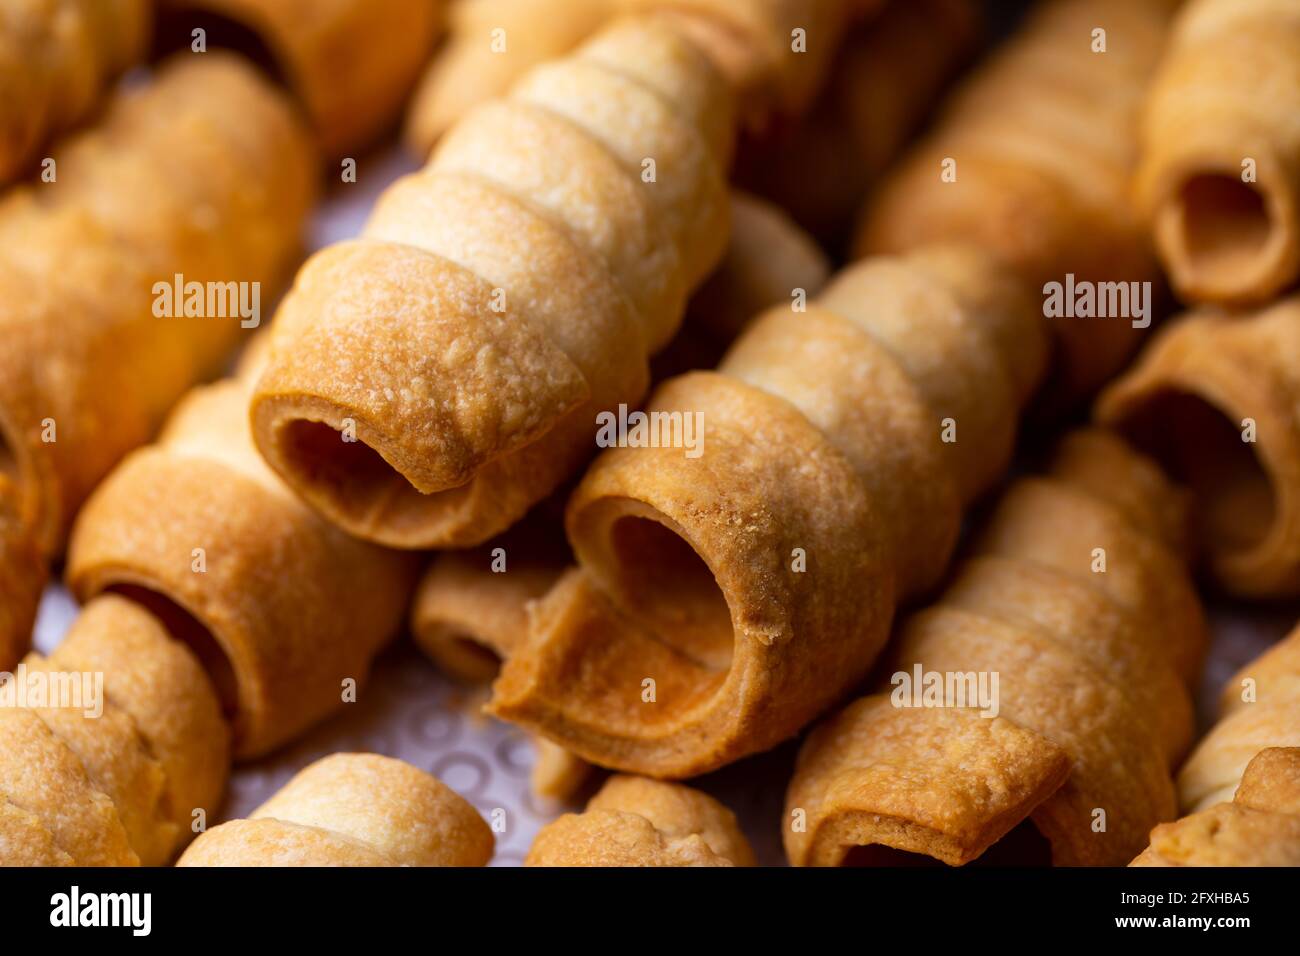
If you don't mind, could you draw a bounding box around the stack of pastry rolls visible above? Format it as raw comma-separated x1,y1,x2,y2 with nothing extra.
784,430,1205,866
0,0,150,183
0,52,316,671
858,0,1179,402
490,244,1047,777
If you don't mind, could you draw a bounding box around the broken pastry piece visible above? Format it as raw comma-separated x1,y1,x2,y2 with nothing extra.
1096,293,1300,598
490,244,1046,778
1136,0,1300,305
1132,748,1300,867
0,594,229,866
66,348,420,761
177,754,493,866
857,0,1179,401
526,775,754,866
157,0,441,155
0,0,150,182
251,16,735,550
1176,622,1300,815
784,429,1205,866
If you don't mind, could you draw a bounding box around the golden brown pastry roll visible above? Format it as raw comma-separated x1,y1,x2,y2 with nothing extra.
251,17,735,550
0,0,150,182
0,53,315,558
0,594,228,866
157,0,441,155
734,0,980,249
404,0,869,153
1176,623,1300,815
1135,0,1300,306
526,775,753,866
489,245,1046,778
1095,295,1300,598
857,0,1178,401
177,754,493,866
66,358,420,761
1132,748,1300,866
784,429,1205,867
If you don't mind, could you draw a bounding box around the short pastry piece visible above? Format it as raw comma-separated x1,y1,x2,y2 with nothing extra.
1096,294,1300,597
857,0,1179,401
0,0,149,182
251,16,734,549
66,348,420,760
1132,748,1300,867
1135,0,1300,305
177,754,493,867
490,245,1047,778
0,517,44,672
784,429,1205,866
526,775,753,866
404,0,870,152
0,594,228,866
1176,622,1300,815
158,0,442,155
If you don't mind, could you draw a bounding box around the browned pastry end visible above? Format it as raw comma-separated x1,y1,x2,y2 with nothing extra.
785,429,1204,867
1096,294,1300,597
1132,748,1300,866
1136,0,1300,305
526,775,754,866
177,754,493,866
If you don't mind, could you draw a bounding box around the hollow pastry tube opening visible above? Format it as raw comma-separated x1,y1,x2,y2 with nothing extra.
1150,161,1298,307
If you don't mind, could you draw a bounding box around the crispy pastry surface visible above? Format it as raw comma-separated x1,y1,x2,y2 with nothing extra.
784,430,1204,866
177,754,493,866
526,775,753,866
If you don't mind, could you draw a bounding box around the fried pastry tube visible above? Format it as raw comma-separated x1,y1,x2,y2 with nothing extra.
1135,0,1300,305
784,429,1206,867
1095,294,1300,597
411,198,826,798
857,0,1178,401
1176,622,1300,815
404,0,870,152
526,775,753,866
0,594,228,866
489,244,1048,778
251,17,735,550
177,754,493,866
0,54,315,558
157,0,441,155
0,0,150,183
1132,748,1300,866
66,353,420,760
